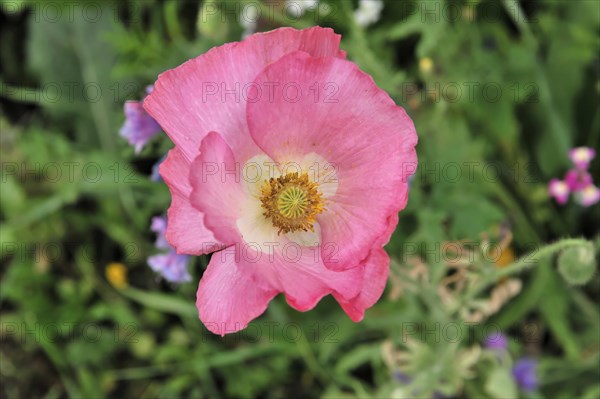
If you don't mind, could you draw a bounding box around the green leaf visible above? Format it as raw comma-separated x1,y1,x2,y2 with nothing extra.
120,287,197,318
27,2,125,149
485,367,518,399
334,344,380,375
539,270,580,359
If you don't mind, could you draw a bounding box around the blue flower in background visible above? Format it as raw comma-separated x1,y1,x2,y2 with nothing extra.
148,251,191,283
148,216,191,283
512,358,539,392
120,86,162,154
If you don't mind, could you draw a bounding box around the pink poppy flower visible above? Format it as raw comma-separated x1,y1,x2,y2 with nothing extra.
548,179,570,205
144,27,417,335
568,147,596,170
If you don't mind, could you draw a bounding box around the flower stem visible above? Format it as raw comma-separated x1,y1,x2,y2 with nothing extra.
457,238,591,312
502,0,571,164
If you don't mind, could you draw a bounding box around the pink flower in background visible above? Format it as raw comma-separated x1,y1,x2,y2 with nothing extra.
575,184,600,207
548,179,570,205
144,27,417,335
120,86,162,153
548,146,599,207
568,147,596,170
564,169,592,191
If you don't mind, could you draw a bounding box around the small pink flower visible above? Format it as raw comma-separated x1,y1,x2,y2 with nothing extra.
568,147,596,170
564,169,593,191
144,27,417,335
575,184,600,207
548,179,570,205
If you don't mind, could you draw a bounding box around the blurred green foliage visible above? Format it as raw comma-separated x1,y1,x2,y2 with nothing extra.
0,0,598,398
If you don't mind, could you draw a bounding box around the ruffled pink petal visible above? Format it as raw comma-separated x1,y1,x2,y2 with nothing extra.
197,247,278,336
144,27,346,165
247,51,417,271
333,247,390,321
197,235,367,334
340,212,397,319
189,132,245,245
160,147,222,255
256,242,364,311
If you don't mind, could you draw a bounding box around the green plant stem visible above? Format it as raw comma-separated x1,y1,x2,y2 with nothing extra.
455,238,590,313
72,22,139,225
502,0,571,162
390,260,450,323
587,110,600,150
119,286,197,318
485,178,542,243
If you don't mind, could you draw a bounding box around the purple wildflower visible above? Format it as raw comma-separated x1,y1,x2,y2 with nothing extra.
150,216,170,250
484,332,508,351
512,358,538,392
148,251,191,283
148,216,191,283
120,86,162,153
